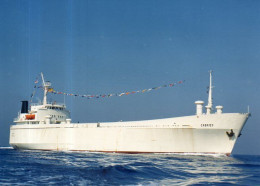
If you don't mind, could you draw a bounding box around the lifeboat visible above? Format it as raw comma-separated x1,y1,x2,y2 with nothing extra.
25,114,35,120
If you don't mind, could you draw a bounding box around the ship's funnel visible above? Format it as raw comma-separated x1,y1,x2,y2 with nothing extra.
21,101,28,113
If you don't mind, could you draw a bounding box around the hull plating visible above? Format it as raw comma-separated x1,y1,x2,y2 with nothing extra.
9,113,249,155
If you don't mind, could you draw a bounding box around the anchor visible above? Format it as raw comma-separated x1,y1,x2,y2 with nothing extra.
226,129,235,138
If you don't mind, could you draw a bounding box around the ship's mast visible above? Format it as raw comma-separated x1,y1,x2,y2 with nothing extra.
206,70,213,114
41,73,51,105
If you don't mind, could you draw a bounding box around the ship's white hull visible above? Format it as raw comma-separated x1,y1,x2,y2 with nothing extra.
9,113,249,155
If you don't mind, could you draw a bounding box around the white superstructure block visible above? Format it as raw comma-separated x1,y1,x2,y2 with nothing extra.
195,101,204,115
66,119,71,124
45,115,51,124
216,106,223,114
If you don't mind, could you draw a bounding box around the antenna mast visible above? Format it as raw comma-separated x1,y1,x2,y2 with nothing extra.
206,70,213,114
41,73,51,105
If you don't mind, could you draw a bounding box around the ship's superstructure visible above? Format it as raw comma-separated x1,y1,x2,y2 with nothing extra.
14,73,71,125
9,72,250,155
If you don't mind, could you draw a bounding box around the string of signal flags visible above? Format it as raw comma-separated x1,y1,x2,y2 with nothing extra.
33,78,185,100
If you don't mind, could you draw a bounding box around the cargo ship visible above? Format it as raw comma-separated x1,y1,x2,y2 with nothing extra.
9,72,250,155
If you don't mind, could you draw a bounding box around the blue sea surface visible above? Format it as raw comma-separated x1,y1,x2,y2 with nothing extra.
0,148,259,185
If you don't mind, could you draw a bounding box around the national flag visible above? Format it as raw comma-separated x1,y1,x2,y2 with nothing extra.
48,88,54,92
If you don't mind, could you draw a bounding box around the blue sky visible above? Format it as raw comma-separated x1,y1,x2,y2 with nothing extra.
0,0,260,155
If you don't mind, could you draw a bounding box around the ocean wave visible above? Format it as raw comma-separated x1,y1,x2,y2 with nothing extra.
0,149,259,185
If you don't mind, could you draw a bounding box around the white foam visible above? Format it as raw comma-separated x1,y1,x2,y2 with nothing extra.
155,152,227,157
0,147,13,149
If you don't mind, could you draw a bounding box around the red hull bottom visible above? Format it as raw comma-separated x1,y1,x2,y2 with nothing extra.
12,146,231,156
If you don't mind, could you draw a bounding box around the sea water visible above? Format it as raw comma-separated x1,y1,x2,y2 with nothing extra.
0,147,259,185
